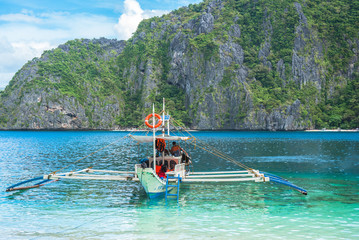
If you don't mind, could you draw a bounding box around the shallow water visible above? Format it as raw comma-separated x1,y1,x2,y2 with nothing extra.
1,131,358,239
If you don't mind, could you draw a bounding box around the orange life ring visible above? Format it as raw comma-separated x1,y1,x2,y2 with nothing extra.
145,113,162,128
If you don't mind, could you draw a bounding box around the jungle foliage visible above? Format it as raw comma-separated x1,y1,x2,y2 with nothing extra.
1,0,358,129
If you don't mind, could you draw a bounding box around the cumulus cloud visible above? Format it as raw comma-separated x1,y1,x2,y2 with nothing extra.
0,10,118,88
0,36,14,54
0,36,55,88
115,0,168,40
0,0,172,88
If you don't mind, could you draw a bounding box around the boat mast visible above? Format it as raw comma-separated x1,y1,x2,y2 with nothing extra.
167,110,170,136
162,98,165,164
152,104,156,171
167,99,170,135
162,98,165,137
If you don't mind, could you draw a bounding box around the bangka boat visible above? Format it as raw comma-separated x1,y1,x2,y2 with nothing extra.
6,99,308,199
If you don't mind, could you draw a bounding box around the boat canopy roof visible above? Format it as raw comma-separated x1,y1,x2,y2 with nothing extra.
129,134,190,143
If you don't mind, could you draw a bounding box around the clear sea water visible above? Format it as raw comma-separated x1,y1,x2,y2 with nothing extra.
1,131,358,240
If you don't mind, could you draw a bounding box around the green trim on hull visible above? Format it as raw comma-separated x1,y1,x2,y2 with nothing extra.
137,168,173,198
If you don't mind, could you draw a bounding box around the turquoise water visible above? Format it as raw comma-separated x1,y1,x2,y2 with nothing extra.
1,131,358,239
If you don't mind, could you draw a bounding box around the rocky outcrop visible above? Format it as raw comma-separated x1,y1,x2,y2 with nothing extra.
163,1,313,130
291,2,323,90
0,38,125,130
244,100,306,131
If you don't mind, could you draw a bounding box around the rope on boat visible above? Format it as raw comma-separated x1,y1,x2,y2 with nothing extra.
170,117,308,195
170,118,253,171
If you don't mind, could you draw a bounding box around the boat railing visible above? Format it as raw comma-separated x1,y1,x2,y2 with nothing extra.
174,163,185,172
134,164,142,179
174,163,186,178
148,156,181,169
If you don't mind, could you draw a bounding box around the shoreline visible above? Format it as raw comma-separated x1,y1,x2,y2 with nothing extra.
305,129,359,132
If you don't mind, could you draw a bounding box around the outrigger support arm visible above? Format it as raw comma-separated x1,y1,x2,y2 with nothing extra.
261,171,308,195
6,176,58,192
43,168,137,181
6,168,138,192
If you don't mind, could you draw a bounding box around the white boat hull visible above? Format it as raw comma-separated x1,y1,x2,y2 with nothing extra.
136,167,172,198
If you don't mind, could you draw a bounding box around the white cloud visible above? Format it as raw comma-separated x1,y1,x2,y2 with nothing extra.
0,73,14,89
115,0,168,40
0,36,14,54
0,0,171,88
11,41,54,59
0,13,42,24
0,36,55,88
0,11,118,88
1,12,117,43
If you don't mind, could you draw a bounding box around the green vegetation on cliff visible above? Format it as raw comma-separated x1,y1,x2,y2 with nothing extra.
318,73,359,129
33,40,121,101
304,0,359,72
0,0,358,130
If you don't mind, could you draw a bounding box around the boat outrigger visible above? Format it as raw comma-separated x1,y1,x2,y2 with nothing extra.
6,99,308,199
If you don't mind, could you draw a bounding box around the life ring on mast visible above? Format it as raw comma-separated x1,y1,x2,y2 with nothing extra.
145,113,162,128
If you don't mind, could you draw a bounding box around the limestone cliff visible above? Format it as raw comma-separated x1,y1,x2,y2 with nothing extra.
0,0,358,130
0,38,125,129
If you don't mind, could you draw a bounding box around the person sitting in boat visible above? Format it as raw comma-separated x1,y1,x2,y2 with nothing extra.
156,149,170,157
140,158,149,168
163,148,170,156
181,151,191,165
170,142,182,157
158,165,167,179
155,161,163,175
169,160,176,171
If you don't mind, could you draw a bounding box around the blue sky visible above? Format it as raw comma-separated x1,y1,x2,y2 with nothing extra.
0,0,202,89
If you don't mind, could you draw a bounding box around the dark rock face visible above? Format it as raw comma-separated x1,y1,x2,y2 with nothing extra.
198,13,214,34
292,2,323,90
